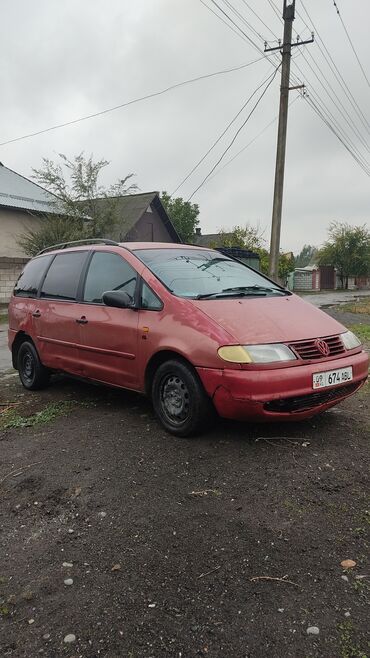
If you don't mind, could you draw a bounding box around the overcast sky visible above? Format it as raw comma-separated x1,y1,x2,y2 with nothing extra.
1,0,369,253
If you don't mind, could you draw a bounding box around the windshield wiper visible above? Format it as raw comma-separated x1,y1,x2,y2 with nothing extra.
222,285,287,295
196,290,267,299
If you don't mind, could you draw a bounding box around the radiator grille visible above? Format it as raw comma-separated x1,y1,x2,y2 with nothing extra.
289,335,345,360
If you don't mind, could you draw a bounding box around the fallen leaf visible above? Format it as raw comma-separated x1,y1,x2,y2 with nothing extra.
111,563,121,572
341,559,356,569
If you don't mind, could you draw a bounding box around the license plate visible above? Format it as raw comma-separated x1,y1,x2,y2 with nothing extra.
312,366,353,389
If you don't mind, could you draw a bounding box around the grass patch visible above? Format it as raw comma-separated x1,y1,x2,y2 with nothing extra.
348,324,370,344
339,299,370,315
338,620,369,658
0,314,8,325
0,400,84,430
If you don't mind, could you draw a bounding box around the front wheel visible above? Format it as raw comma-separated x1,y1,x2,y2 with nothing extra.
17,341,50,390
151,359,214,437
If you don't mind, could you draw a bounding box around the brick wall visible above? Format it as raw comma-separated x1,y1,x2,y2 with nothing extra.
0,257,28,304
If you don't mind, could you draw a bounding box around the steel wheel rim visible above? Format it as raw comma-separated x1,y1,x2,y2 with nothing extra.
160,374,190,425
22,350,34,385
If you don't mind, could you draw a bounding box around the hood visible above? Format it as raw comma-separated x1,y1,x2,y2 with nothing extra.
191,294,347,345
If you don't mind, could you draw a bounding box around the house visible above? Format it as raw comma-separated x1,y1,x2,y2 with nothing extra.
0,162,181,303
193,228,260,270
94,192,181,244
0,162,62,303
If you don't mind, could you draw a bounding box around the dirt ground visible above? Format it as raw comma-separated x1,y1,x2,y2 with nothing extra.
0,308,369,658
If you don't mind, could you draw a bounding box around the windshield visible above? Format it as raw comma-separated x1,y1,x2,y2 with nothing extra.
134,248,288,299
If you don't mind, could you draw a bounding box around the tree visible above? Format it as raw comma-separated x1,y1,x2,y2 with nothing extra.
18,153,137,256
295,244,317,268
317,222,370,289
215,224,294,284
217,224,265,251
161,192,199,243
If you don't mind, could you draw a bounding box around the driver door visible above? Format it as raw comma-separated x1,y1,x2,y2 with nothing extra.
77,251,140,389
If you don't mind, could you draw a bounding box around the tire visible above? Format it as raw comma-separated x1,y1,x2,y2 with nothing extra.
17,341,50,391
151,359,214,437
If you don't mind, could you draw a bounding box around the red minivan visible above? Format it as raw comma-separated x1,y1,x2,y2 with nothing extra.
8,240,369,436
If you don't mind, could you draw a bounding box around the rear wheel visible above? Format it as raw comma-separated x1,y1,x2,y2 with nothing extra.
151,359,214,437
17,341,50,390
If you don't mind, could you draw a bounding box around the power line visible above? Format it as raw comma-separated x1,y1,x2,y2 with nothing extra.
294,53,370,153
172,69,279,195
240,0,279,39
199,0,254,45
303,86,370,174
0,56,266,147
221,0,265,42
305,95,370,176
298,0,370,132
208,0,265,53
331,0,370,90
187,64,281,200
206,95,300,184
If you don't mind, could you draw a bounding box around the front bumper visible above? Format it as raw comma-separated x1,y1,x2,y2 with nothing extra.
197,351,369,421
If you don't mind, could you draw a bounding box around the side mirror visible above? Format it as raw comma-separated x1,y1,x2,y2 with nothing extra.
102,290,133,309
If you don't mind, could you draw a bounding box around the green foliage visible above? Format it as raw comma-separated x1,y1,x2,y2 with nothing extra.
18,153,137,256
0,400,81,430
295,244,317,267
161,192,199,243
348,324,370,345
217,224,265,250
216,224,295,284
318,222,370,289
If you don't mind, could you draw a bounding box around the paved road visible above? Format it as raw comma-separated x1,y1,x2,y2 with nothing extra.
301,289,370,307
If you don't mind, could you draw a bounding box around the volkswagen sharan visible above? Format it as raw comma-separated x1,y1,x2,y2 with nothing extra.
8,240,369,436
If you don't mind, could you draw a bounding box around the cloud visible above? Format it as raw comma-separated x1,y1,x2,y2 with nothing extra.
1,0,369,253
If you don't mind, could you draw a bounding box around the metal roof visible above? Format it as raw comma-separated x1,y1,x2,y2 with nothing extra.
0,162,63,214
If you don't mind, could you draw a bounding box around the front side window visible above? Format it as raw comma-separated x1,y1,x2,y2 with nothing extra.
140,282,162,310
83,252,138,304
14,255,53,297
134,248,288,299
40,251,88,300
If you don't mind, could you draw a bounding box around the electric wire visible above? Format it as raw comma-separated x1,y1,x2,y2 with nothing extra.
199,0,254,45
306,95,370,176
240,0,279,39
206,95,300,185
208,0,265,53
172,69,276,195
0,56,266,147
267,0,370,167
298,0,370,132
331,0,370,90
187,64,281,200
294,53,370,152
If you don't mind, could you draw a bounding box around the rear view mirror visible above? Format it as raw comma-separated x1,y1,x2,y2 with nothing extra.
102,290,132,309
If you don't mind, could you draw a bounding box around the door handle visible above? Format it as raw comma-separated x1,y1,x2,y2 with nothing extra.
32,310,41,318
76,316,88,325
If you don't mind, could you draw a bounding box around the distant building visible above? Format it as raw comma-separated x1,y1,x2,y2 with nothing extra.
0,162,63,303
95,192,181,244
193,228,260,270
0,162,180,302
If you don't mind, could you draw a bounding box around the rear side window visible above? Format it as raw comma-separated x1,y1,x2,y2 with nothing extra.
14,255,53,297
83,252,138,303
40,251,87,301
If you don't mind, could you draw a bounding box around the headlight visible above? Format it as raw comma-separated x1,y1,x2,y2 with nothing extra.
218,344,297,364
341,330,362,350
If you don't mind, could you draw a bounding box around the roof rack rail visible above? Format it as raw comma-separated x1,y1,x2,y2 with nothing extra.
37,238,120,256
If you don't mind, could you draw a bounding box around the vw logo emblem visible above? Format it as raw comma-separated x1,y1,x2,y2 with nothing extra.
315,339,330,356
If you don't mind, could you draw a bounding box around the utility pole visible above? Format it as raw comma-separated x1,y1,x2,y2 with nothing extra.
266,0,313,281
